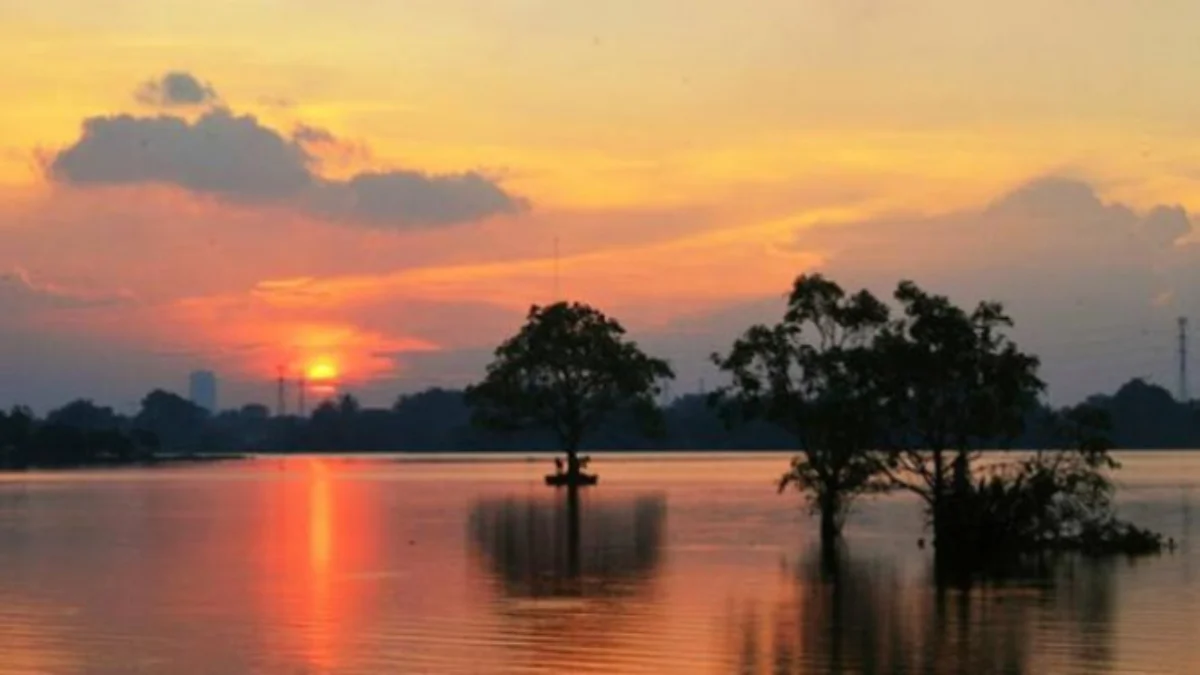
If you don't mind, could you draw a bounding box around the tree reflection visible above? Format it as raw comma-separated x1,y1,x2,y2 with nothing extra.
468,488,665,599
732,546,1118,674
467,489,668,671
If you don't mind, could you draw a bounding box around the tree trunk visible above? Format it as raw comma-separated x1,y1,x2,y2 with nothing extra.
820,507,840,546
566,448,581,479
565,484,581,578
564,422,584,480
819,492,841,546
930,448,947,547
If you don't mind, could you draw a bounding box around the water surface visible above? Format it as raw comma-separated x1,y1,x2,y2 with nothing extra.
0,453,1197,674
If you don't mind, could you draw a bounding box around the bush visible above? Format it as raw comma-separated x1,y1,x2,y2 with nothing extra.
938,447,1162,566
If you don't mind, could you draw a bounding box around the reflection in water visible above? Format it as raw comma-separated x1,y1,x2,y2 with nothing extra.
306,460,334,670
467,489,669,672
257,458,377,673
0,456,1194,673
732,546,1119,674
468,488,666,598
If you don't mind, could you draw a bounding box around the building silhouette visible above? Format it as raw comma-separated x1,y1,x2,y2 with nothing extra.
188,370,218,412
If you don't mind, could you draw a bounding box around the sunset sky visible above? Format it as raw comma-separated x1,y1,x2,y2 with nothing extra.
3,1,1200,411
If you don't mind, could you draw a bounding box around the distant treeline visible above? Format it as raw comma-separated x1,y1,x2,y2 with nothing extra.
0,376,1193,466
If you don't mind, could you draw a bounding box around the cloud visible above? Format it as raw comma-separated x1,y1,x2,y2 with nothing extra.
778,176,1198,403
134,71,220,107
313,171,528,226
1142,205,1191,247
49,109,528,228
0,268,133,312
292,124,336,145
50,110,313,201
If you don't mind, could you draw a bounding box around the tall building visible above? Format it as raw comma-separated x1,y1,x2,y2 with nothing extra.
188,370,218,412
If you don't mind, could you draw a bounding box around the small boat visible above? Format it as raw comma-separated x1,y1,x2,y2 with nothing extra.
544,472,599,487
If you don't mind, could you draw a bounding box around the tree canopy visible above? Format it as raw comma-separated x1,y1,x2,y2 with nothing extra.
712,274,891,542
710,275,1162,565
874,281,1045,546
465,301,674,468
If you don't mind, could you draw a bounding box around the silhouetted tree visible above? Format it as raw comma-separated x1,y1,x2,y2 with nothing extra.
940,404,1161,577
134,389,210,453
392,388,474,450
0,407,35,468
0,406,34,446
465,301,674,480
874,281,1044,554
46,399,122,431
1086,379,1195,448
713,274,892,544
239,403,270,421
309,398,347,450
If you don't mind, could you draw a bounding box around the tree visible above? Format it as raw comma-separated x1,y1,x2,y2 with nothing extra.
0,406,34,447
712,274,892,544
937,403,1162,578
393,389,473,450
0,406,35,468
134,390,210,453
308,395,362,451
465,301,674,479
46,399,122,431
874,281,1044,553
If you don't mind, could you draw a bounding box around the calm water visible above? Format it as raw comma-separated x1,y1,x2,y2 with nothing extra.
0,453,1198,674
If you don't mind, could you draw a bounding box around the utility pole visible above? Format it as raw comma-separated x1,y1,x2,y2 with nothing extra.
1180,317,1190,402
276,365,287,417
297,376,307,417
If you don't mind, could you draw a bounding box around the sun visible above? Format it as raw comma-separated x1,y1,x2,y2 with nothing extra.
306,359,339,382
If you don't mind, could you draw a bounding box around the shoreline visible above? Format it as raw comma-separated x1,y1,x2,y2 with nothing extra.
0,453,249,472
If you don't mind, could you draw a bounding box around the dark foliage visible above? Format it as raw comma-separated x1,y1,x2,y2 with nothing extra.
712,274,892,543
2,378,1198,467
465,301,674,476
871,281,1046,550
708,275,1165,565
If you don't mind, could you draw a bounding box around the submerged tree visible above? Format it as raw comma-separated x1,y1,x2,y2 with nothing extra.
712,274,892,544
874,281,1046,554
952,404,1162,571
465,301,674,482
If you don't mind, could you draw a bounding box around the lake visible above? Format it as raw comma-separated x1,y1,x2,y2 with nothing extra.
0,452,1197,674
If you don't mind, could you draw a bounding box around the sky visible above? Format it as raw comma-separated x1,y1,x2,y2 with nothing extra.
3,0,1200,412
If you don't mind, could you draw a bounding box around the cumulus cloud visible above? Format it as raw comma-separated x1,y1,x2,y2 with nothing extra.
590,177,1200,409
779,176,1198,403
796,177,1191,287
48,109,527,227
134,71,220,107
50,110,312,201
313,171,528,226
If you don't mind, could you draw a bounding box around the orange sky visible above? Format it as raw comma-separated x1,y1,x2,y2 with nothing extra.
3,1,1200,409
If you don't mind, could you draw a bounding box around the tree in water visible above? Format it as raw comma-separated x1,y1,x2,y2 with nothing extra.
712,274,892,545
950,403,1163,573
874,281,1044,557
466,301,674,481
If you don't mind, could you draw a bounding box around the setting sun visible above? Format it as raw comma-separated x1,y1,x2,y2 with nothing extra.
307,360,340,382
